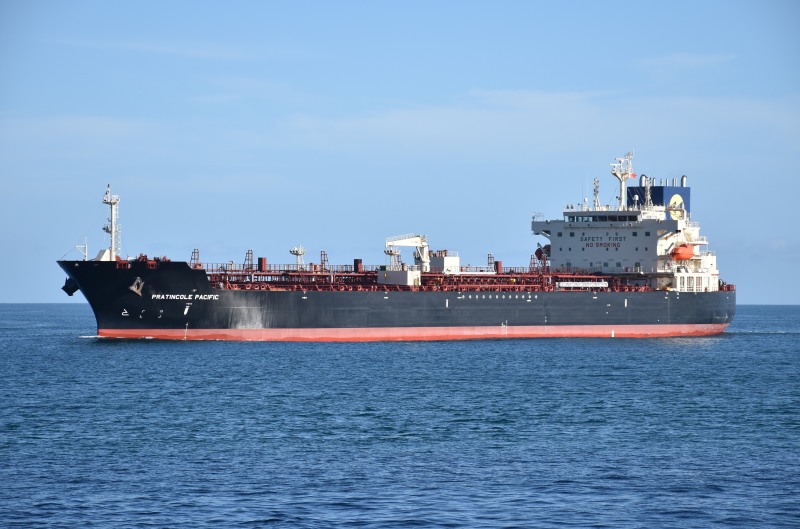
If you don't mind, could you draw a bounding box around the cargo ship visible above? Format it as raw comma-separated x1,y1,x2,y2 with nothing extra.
58,153,735,341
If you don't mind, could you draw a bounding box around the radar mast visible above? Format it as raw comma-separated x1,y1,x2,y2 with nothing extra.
610,151,635,210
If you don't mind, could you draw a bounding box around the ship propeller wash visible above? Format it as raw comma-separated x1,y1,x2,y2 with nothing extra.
58,154,735,341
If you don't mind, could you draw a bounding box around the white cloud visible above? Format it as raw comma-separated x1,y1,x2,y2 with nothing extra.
638,52,737,84
188,77,317,107
0,115,150,141
53,38,246,60
641,52,737,70
0,115,157,167
278,89,799,167
282,90,609,161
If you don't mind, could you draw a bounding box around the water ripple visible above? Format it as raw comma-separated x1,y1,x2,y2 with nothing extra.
1,304,799,528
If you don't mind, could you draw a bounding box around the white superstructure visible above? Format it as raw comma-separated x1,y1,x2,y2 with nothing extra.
531,153,720,293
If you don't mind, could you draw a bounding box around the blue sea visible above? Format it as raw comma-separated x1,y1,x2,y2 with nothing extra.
1,304,798,528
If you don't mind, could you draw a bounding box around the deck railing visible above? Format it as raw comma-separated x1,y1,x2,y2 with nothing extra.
199,262,385,274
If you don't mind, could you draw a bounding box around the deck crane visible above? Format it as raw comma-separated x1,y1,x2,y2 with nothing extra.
384,234,430,272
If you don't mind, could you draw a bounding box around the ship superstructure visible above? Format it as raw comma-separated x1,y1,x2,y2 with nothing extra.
531,152,723,294
58,153,735,341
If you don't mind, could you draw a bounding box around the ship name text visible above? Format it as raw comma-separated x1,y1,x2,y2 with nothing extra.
151,293,220,300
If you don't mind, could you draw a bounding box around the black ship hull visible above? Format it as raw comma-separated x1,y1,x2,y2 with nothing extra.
59,260,736,341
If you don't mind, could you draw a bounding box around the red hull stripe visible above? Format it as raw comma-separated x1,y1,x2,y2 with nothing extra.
98,323,729,341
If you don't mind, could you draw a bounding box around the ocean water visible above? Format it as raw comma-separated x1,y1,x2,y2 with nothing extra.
1,304,798,528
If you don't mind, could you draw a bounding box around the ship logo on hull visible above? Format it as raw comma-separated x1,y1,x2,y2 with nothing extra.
129,277,145,296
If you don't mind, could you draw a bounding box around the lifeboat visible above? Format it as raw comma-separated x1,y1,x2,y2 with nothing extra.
671,244,694,260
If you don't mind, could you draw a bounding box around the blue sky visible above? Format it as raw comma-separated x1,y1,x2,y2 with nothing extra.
1,1,798,303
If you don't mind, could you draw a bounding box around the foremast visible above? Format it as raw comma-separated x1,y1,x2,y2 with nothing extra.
98,185,121,261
